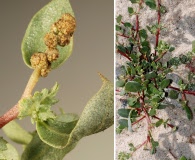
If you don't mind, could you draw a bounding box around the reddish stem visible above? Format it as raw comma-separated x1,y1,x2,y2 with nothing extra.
132,115,146,126
152,115,175,128
116,33,130,38
117,50,131,61
0,104,18,128
169,86,195,96
154,0,161,56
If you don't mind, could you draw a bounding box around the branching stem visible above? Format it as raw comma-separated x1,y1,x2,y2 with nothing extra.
0,68,41,128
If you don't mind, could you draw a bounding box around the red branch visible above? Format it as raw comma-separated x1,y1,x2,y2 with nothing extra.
116,33,130,38
117,50,131,61
0,104,18,128
169,86,195,96
152,115,175,128
132,115,146,126
154,0,161,56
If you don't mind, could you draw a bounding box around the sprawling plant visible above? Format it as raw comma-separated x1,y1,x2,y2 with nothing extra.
116,0,195,159
0,0,113,159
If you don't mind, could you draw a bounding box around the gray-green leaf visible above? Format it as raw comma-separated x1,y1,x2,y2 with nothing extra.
125,81,142,92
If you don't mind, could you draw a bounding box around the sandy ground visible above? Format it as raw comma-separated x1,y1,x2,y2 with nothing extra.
115,0,195,159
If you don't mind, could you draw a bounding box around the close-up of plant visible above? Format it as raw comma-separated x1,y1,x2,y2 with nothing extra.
0,0,113,159
116,0,195,159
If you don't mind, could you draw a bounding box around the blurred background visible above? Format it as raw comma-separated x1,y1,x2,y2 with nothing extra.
0,0,113,159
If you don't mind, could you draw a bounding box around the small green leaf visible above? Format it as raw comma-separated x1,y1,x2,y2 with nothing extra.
179,156,188,160
151,138,159,154
160,79,171,89
118,109,131,118
116,80,126,87
128,7,134,14
183,106,193,120
119,119,128,128
158,103,169,109
139,29,148,41
145,71,157,79
124,22,132,28
125,81,142,92
116,25,121,31
0,137,7,151
116,15,122,23
22,0,74,69
155,119,163,127
127,97,137,106
117,45,126,53
130,0,140,3
169,47,175,52
2,121,32,145
145,0,156,10
149,108,156,116
192,40,195,52
129,143,136,151
0,143,19,160
169,90,179,99
18,83,59,122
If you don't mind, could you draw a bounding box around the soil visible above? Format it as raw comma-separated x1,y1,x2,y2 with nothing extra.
115,0,195,159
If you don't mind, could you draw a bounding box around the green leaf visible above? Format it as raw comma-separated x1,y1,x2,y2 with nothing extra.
116,25,121,31
0,143,19,160
21,133,77,160
67,74,114,144
169,47,175,52
128,7,134,14
145,0,156,10
127,97,137,106
116,80,126,87
116,15,122,23
129,143,136,151
0,137,7,151
155,119,163,127
116,125,126,134
192,40,195,52
139,29,148,41
183,106,193,120
119,119,128,128
169,90,179,99
179,156,188,160
125,81,142,92
117,45,126,53
130,0,140,3
158,103,169,109
145,71,157,79
36,113,79,149
118,109,131,118
22,0,74,69
124,22,132,28
149,108,156,116
151,138,159,154
18,83,59,122
160,79,171,89
2,121,32,145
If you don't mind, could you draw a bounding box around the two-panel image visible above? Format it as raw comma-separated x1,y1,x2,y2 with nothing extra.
0,0,194,160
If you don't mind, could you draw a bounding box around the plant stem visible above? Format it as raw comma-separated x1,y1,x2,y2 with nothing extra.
132,115,146,125
0,68,41,128
117,50,132,61
169,86,195,96
154,0,161,56
152,115,175,128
